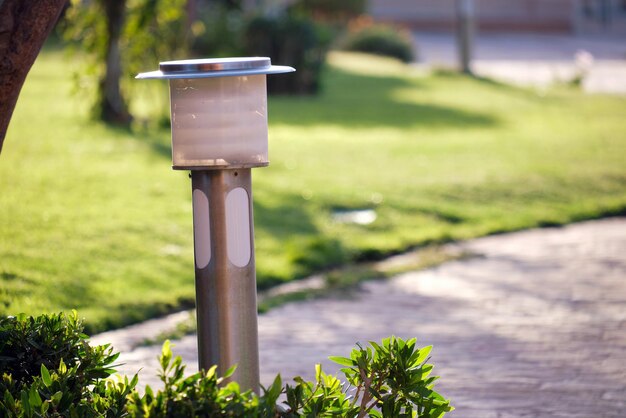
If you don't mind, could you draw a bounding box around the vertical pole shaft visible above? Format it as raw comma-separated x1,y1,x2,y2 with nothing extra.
191,168,260,393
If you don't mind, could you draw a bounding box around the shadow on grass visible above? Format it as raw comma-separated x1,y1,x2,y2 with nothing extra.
433,68,566,101
87,119,174,162
253,193,318,239
253,191,352,288
144,133,171,160
131,127,172,161
269,66,498,129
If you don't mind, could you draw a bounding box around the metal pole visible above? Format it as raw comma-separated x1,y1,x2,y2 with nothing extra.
191,168,260,393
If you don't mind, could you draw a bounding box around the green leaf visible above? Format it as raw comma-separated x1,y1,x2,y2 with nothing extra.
223,364,237,379
205,365,217,379
21,391,30,417
413,345,432,365
50,391,63,405
59,359,67,374
370,409,383,418
369,341,383,353
315,364,322,381
382,337,391,349
406,337,417,350
40,363,52,387
328,356,354,367
397,337,406,350
269,374,282,398
28,386,42,408
160,340,172,370
106,352,121,364
3,391,15,410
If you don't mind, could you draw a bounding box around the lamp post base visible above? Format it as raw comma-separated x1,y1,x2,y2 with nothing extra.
191,169,260,393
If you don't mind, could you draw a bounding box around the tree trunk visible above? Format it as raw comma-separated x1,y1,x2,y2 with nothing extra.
0,0,67,154
187,0,198,24
455,0,475,75
98,0,132,126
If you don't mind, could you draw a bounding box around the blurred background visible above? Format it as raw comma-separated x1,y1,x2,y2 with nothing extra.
0,0,625,333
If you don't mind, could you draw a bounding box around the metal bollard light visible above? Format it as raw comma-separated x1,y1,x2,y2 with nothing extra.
137,58,294,392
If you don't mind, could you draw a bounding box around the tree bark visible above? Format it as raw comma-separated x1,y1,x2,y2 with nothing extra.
455,0,475,75
98,0,132,126
0,0,67,154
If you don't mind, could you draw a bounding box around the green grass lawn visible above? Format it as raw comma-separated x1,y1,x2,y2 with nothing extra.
1,48,625,333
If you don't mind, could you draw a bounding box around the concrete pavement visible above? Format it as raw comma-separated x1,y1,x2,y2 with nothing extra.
93,217,626,417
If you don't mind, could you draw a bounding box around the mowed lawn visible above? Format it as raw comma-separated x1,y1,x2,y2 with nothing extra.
1,48,625,333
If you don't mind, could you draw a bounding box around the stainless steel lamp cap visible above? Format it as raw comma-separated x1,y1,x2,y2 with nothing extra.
136,57,295,79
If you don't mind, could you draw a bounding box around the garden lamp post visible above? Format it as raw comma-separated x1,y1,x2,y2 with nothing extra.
137,57,294,392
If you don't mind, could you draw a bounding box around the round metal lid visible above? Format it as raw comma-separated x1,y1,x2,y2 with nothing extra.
136,57,295,80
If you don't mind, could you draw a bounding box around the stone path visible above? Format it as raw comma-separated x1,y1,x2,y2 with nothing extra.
412,32,626,94
93,218,626,417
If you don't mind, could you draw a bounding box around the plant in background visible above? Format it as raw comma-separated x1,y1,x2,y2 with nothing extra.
241,0,367,96
288,0,367,23
570,49,594,87
244,13,332,95
189,1,247,59
339,16,415,63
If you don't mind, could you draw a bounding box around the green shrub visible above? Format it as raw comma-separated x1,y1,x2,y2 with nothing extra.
131,337,453,417
244,15,332,95
0,311,135,417
1,312,453,417
328,337,453,417
339,19,416,63
189,2,247,58
126,340,263,417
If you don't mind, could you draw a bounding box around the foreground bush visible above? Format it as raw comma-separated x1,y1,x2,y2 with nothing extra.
0,313,453,417
0,312,134,417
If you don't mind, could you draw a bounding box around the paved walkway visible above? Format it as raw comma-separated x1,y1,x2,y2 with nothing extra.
93,217,626,417
412,32,626,94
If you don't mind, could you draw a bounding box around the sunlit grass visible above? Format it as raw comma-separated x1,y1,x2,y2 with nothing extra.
1,49,625,333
